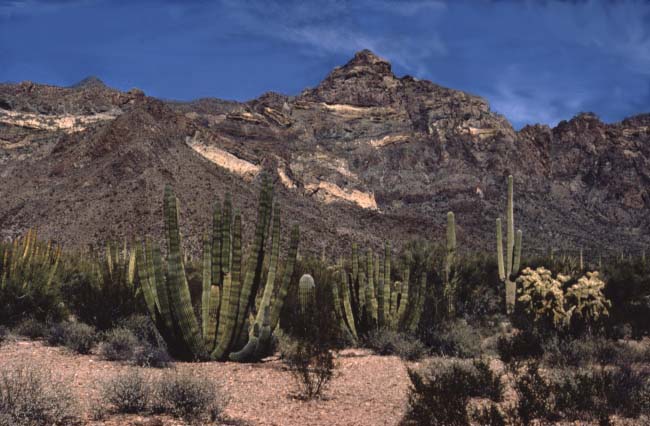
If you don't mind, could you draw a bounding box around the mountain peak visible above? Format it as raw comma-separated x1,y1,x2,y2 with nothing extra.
71,76,107,89
338,49,393,76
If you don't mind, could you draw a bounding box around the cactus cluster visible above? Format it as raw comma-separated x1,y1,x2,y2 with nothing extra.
324,241,427,341
137,178,299,361
496,175,523,314
0,229,61,290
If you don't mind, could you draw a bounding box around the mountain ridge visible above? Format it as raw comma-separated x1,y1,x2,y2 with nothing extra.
1,50,648,257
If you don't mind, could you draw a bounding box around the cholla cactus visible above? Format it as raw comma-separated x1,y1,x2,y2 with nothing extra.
565,271,611,325
516,267,569,329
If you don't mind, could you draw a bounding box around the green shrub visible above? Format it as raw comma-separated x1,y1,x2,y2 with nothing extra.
0,361,78,426
513,362,555,424
116,314,165,349
45,322,68,346
365,329,427,361
496,330,544,364
424,319,482,358
133,343,172,368
603,258,650,338
63,322,96,354
99,328,139,361
102,370,150,414
13,318,47,340
401,360,503,426
152,371,222,422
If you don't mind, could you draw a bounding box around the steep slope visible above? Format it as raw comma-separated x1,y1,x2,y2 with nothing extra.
1,50,649,257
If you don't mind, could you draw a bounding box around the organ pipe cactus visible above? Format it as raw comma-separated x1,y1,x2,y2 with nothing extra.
496,175,523,314
330,241,427,341
137,178,299,361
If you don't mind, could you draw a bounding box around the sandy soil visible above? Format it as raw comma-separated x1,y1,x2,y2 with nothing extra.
0,340,411,426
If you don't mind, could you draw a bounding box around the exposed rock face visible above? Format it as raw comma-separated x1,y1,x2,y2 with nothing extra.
0,51,649,257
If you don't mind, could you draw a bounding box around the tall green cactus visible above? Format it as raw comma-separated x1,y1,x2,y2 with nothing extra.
496,175,523,314
443,211,458,317
330,241,424,341
138,179,299,362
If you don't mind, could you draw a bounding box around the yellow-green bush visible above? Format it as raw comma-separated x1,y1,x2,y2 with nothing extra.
516,267,569,330
516,267,611,334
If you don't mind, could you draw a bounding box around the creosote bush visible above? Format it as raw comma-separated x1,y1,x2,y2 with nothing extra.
13,318,48,340
102,371,150,414
0,361,78,426
62,322,97,354
99,327,139,361
152,371,223,422
401,359,503,426
423,319,482,359
365,329,427,361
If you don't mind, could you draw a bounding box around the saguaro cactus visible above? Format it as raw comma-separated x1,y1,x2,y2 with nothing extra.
496,175,523,314
138,178,299,362
443,211,458,317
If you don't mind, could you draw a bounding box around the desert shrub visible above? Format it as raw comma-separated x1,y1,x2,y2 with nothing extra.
513,362,555,424
13,318,47,340
285,339,335,400
454,253,502,321
365,329,427,361
471,403,507,426
99,327,139,361
152,371,222,422
282,257,344,348
133,343,173,368
45,322,68,346
116,314,165,349
496,330,544,364
401,360,503,426
541,334,646,367
62,322,96,354
0,362,78,426
102,370,150,414
423,319,482,358
603,258,650,338
0,326,7,345
281,259,340,400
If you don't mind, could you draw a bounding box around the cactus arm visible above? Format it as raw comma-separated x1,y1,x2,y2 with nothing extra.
252,204,280,330
340,269,358,340
365,251,378,325
233,180,273,346
352,243,359,284
299,273,316,312
513,229,522,273
213,212,243,360
383,241,392,325
496,218,505,281
137,241,157,320
201,232,213,347
269,224,300,330
164,186,204,358
506,175,514,276
377,253,385,327
408,272,427,334
211,200,222,289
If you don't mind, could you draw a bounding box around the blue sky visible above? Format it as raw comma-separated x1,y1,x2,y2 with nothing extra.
1,0,649,129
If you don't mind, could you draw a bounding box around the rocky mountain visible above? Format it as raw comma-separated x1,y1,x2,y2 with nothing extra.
1,50,649,258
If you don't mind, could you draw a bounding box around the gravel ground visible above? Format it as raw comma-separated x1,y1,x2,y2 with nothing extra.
0,340,411,426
